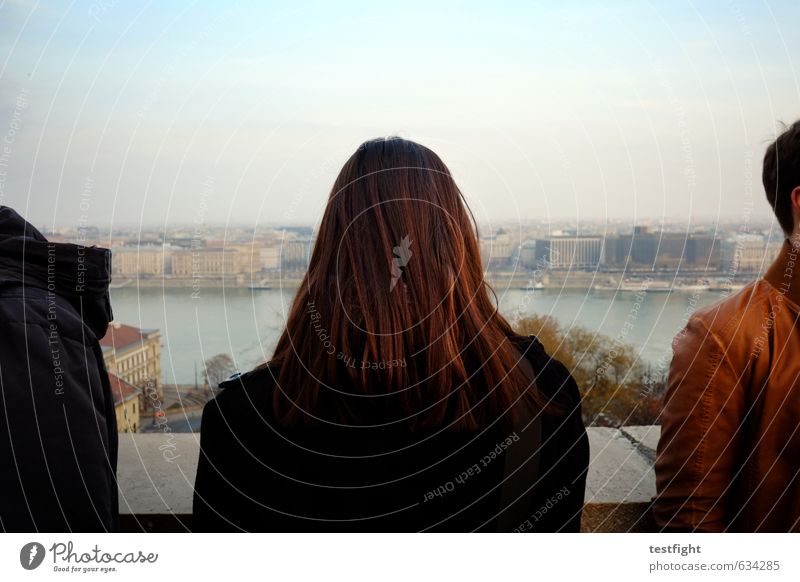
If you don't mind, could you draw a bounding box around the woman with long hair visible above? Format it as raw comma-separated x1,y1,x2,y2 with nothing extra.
192,137,588,532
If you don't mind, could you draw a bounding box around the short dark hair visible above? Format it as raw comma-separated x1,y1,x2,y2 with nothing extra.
763,120,800,235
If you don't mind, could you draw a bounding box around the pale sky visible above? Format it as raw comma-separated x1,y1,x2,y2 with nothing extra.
1,0,798,232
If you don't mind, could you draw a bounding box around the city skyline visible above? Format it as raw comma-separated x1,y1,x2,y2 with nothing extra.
51,218,784,284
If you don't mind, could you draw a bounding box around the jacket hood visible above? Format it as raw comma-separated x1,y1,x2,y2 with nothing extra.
0,206,113,339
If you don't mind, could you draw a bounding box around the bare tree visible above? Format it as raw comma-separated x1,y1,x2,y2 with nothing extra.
202,354,236,390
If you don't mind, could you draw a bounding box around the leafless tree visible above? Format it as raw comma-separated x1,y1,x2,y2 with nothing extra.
202,354,236,390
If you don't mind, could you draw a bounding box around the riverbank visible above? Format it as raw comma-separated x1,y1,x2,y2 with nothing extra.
111,271,755,292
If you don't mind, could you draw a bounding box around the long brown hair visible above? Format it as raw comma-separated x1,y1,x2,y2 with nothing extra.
270,137,541,430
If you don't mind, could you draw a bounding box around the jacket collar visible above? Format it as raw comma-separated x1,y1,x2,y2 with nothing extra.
762,235,800,310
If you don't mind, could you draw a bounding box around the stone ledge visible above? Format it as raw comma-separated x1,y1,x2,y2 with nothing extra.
118,427,660,532
585,426,658,504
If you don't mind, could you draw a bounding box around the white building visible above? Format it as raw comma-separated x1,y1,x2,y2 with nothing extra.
536,236,605,269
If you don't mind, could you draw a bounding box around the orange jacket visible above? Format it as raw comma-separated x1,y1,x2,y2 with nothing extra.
655,239,800,532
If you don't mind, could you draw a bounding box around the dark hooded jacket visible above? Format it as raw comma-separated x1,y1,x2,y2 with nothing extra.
0,206,118,532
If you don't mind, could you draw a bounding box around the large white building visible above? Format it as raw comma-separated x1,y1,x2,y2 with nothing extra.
535,236,606,269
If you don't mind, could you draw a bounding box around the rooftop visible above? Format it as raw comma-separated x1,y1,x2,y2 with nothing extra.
109,373,140,405
100,322,159,350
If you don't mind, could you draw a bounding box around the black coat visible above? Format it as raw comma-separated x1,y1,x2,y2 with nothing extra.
193,335,589,532
0,206,118,532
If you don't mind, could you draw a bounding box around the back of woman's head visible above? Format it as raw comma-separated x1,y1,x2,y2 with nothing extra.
271,137,538,429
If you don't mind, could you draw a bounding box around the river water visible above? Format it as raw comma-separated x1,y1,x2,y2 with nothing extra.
109,286,728,385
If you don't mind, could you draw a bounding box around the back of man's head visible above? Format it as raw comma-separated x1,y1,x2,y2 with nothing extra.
763,120,800,237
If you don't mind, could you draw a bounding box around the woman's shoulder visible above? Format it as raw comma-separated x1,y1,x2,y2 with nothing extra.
202,364,279,424
510,333,581,410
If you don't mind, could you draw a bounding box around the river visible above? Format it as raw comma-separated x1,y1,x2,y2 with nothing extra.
108,285,728,385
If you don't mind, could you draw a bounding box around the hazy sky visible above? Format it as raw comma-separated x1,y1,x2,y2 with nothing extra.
1,0,798,231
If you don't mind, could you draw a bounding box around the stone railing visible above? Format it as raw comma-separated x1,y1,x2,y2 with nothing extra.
118,426,660,532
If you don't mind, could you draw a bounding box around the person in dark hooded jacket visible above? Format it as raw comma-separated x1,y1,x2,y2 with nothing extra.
0,206,118,532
